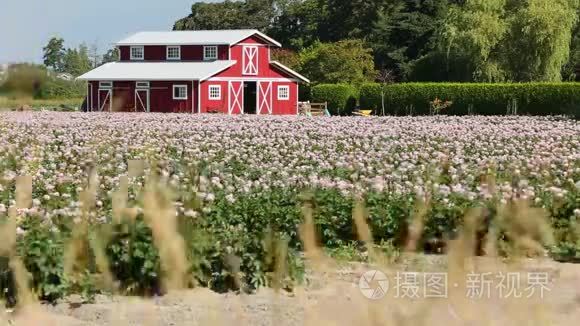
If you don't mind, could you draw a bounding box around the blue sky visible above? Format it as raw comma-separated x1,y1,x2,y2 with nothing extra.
0,0,214,64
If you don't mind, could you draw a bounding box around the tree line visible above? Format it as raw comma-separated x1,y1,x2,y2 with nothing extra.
42,38,119,77
174,0,580,84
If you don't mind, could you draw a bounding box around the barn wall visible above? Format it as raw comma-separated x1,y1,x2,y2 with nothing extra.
199,80,229,114
215,37,292,79
272,82,298,115
149,81,194,113
119,46,130,61
118,45,229,61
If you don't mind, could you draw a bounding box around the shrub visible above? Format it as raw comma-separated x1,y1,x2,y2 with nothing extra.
0,64,86,100
311,84,358,115
359,83,580,116
37,78,86,99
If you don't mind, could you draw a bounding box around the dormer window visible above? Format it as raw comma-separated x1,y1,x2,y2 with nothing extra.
130,46,144,60
203,46,218,61
166,46,181,60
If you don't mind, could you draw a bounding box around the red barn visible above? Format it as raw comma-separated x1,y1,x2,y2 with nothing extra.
78,30,309,115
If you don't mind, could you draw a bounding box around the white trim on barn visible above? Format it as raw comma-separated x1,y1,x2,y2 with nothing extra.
269,61,310,83
203,46,218,61
197,81,201,113
208,84,222,100
130,46,144,60
277,85,290,101
173,85,188,100
166,45,181,60
242,46,259,75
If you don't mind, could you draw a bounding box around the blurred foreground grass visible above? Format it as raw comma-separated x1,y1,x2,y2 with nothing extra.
0,96,83,110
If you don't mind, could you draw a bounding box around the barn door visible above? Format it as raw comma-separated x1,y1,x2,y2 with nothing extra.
135,89,149,112
257,81,272,115
98,89,112,112
242,46,258,75
229,81,244,114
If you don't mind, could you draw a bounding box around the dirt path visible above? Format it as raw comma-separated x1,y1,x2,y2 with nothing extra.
5,256,580,326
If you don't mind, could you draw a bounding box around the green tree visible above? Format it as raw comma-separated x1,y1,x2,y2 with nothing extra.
101,47,120,65
299,39,376,85
62,44,92,77
173,0,276,31
370,0,454,80
271,48,301,70
562,22,580,81
439,0,509,82
505,0,579,81
268,0,327,49
43,37,65,72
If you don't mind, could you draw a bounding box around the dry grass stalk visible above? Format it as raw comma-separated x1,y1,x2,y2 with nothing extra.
15,176,32,209
299,201,332,271
404,196,430,252
142,179,189,292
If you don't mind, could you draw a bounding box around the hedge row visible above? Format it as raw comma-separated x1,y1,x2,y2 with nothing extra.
311,84,358,115
315,83,580,116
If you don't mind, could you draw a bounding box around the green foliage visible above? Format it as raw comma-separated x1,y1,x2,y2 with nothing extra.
504,0,580,82
0,63,86,100
439,0,509,82
0,64,48,98
359,82,580,115
173,0,275,31
62,44,92,77
311,84,358,115
106,218,162,295
169,0,579,82
43,37,65,72
271,48,301,70
299,40,376,85
18,217,69,301
101,47,120,65
42,38,92,77
37,78,86,99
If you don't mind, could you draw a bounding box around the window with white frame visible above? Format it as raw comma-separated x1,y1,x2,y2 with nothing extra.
166,46,181,60
278,85,290,100
130,46,144,60
99,81,113,88
136,81,150,89
208,85,221,100
203,46,218,60
173,85,188,100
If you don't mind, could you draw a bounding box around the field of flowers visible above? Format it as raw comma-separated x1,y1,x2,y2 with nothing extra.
0,112,578,300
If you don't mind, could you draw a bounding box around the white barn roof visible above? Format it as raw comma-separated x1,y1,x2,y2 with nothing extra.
77,61,236,81
116,30,281,47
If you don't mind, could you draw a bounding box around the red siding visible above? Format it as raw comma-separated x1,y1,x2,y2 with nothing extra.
120,46,130,61
149,81,194,113
144,46,166,61
272,82,298,115
200,81,229,113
